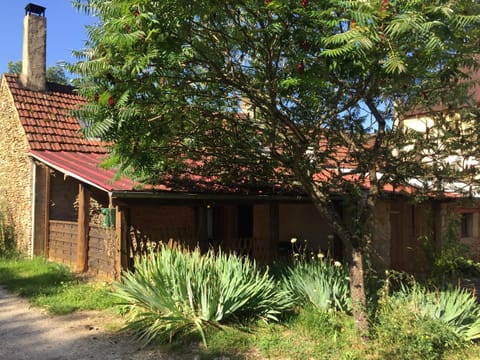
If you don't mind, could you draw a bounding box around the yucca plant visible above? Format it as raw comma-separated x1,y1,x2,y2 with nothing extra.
114,244,293,346
282,257,351,313
387,283,480,342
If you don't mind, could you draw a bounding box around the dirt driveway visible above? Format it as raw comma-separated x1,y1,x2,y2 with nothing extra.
0,286,184,360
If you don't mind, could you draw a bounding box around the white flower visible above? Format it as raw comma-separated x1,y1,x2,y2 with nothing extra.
334,261,342,267
327,234,334,240
290,237,297,244
317,252,325,259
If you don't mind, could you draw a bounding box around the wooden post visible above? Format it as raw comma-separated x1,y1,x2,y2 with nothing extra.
43,167,50,257
115,205,128,279
76,183,90,272
270,202,279,260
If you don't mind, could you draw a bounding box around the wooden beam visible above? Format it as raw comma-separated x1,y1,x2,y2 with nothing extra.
270,202,279,261
43,166,50,257
76,184,90,272
115,205,128,280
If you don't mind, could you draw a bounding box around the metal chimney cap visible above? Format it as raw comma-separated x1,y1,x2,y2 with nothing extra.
25,3,46,16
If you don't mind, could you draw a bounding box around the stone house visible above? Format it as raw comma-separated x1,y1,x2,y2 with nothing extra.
0,4,477,279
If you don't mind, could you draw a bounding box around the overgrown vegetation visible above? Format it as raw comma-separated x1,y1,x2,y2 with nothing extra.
1,247,480,358
373,274,480,360
113,244,480,358
421,217,480,286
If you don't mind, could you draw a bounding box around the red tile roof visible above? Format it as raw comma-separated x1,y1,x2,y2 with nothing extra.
4,74,107,153
30,150,172,192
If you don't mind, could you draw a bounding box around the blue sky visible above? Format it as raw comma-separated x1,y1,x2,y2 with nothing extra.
0,1,95,74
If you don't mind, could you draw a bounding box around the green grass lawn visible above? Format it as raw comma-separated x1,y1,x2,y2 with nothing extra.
0,256,118,314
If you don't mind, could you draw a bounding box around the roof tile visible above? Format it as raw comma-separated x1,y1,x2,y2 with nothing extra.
4,74,107,154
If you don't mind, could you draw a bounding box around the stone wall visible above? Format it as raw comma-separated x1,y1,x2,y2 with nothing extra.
0,76,33,253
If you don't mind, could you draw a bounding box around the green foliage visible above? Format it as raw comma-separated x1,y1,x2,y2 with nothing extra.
0,257,118,314
114,245,294,346
70,0,480,196
421,215,480,286
0,206,17,258
374,279,480,359
282,255,351,313
405,286,480,342
253,307,363,360
374,301,462,360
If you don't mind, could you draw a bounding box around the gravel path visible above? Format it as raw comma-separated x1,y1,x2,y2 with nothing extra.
0,286,180,360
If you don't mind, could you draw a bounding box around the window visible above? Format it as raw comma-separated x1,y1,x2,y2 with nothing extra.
461,213,473,238
238,205,253,238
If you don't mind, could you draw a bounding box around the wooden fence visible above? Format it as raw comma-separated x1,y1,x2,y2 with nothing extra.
48,220,116,279
48,220,77,266
88,225,116,279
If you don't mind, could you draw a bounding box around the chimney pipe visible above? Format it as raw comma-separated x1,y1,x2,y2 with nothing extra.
20,3,47,91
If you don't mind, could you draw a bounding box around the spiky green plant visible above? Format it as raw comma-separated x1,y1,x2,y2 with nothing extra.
387,283,480,342
282,257,351,313
114,245,293,346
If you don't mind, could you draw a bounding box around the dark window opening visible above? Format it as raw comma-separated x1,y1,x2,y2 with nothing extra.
461,213,473,238
238,205,253,238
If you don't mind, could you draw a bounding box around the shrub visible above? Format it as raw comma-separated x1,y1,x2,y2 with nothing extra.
114,245,294,346
282,256,351,313
374,282,480,359
405,285,480,342
374,301,462,360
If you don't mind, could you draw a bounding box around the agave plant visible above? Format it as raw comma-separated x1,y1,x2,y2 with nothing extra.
114,244,293,346
390,284,480,342
282,257,351,313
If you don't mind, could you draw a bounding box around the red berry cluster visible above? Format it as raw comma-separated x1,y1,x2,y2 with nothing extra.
298,61,305,74
301,0,308,8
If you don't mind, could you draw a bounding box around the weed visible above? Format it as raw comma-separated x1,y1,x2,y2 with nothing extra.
0,206,17,258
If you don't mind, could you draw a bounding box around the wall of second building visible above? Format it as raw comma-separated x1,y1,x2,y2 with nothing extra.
128,203,198,253
440,201,480,262
278,203,336,258
0,77,34,253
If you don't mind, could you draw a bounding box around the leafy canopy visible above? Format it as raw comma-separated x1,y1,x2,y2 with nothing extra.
71,0,480,198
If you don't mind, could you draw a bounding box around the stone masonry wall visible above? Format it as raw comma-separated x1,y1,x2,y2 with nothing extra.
0,76,33,253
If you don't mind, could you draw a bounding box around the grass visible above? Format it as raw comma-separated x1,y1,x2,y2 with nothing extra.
0,256,118,314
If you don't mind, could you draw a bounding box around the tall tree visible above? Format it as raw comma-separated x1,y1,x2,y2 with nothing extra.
71,0,480,335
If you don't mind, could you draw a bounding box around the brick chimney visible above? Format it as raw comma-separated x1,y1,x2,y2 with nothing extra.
20,3,47,91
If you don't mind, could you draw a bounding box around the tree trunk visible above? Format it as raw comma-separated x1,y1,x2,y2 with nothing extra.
293,170,371,338
349,245,369,339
